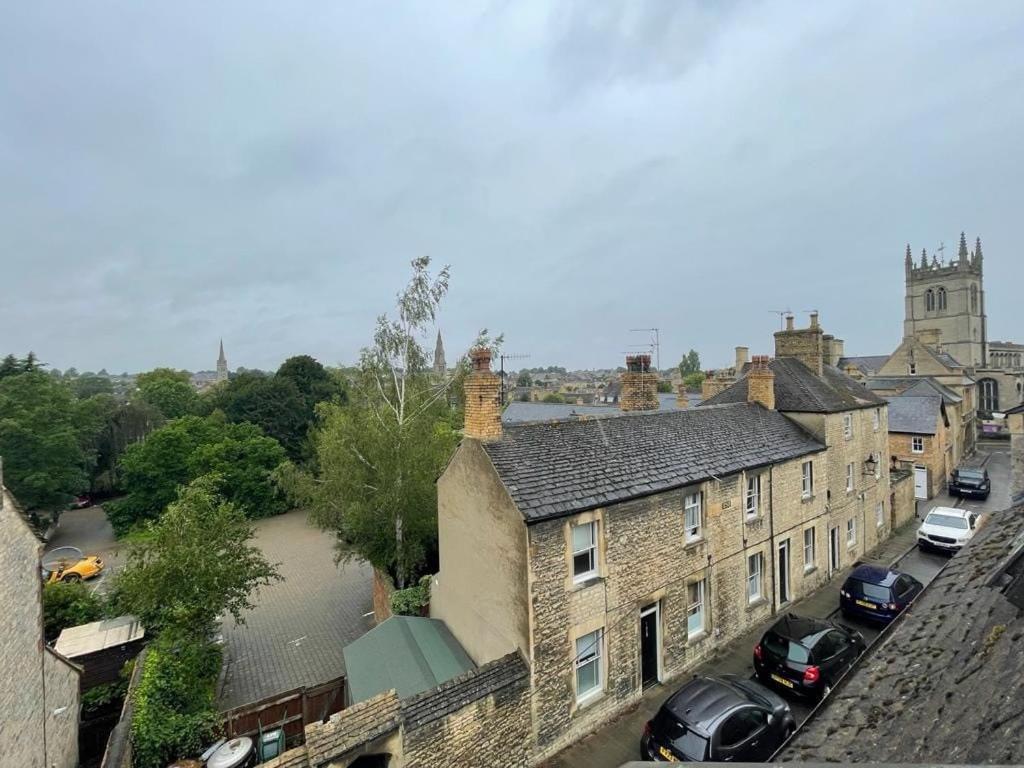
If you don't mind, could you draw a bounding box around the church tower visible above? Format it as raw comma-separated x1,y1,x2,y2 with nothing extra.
216,339,229,383
903,233,987,367
433,331,446,376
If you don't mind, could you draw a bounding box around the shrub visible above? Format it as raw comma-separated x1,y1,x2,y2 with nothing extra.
130,633,221,768
390,575,432,616
42,580,105,642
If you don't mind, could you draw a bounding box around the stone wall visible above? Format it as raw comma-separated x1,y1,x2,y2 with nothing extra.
1009,410,1024,502
890,470,917,529
889,430,946,499
774,314,825,375
0,483,80,768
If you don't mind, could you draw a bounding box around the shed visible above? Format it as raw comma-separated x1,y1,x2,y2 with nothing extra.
54,615,145,689
342,616,474,704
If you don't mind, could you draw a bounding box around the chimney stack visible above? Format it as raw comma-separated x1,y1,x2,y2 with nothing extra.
775,312,825,376
464,347,502,440
676,382,689,409
735,346,749,372
620,354,659,412
747,355,775,410
1009,408,1024,504
785,314,795,331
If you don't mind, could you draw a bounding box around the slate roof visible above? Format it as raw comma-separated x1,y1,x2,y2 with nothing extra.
898,377,963,404
781,505,1024,764
1005,402,1024,415
885,395,942,435
837,355,890,375
702,358,885,413
483,402,824,523
501,393,698,424
934,350,964,368
342,616,474,704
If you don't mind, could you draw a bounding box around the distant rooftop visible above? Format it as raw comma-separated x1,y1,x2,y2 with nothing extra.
501,392,698,424
885,395,942,435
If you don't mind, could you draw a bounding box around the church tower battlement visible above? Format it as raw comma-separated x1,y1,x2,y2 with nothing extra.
903,232,986,367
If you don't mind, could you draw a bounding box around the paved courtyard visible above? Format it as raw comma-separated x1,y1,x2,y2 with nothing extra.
215,508,374,710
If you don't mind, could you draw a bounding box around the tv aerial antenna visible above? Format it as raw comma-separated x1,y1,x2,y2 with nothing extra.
629,328,660,371
768,309,793,330
499,352,530,406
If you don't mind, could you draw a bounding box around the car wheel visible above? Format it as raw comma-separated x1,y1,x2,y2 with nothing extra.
785,723,796,740
820,683,833,701
62,573,82,583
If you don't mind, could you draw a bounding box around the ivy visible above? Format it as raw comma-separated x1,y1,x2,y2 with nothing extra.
390,575,432,616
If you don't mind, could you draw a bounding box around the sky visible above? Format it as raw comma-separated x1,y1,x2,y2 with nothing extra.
2,1,1023,374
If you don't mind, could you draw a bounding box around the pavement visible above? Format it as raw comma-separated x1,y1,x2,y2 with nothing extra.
548,443,1011,768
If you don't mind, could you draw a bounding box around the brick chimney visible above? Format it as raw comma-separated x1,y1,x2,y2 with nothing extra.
676,382,689,409
620,354,658,412
464,347,502,440
775,312,825,376
1009,408,1024,504
747,355,775,410
735,346,749,372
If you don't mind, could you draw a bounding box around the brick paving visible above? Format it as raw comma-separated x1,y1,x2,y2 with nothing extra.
216,509,374,710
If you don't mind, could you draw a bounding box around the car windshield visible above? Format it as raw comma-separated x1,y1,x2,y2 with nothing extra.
925,513,969,529
957,470,985,480
763,632,810,663
851,580,890,601
654,712,709,761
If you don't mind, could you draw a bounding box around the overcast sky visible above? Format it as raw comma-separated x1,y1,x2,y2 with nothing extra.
2,2,1022,374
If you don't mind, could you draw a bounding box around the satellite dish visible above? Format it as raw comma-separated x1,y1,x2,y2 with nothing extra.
41,546,84,572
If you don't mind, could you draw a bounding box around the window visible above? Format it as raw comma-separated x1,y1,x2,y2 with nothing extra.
683,492,703,543
873,408,880,432
720,710,767,748
846,462,854,492
574,629,603,701
846,518,856,546
687,579,706,638
979,378,999,413
747,553,763,603
911,436,924,454
801,461,813,499
925,289,935,311
571,521,598,582
937,287,947,311
745,474,761,518
908,362,917,375
803,528,815,569
843,413,853,439
876,502,885,528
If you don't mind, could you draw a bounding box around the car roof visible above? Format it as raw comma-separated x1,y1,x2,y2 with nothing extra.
766,613,831,644
664,676,752,734
955,467,986,474
847,564,899,587
928,506,971,518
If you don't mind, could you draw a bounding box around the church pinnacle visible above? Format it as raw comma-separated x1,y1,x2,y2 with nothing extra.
433,330,446,376
958,231,969,269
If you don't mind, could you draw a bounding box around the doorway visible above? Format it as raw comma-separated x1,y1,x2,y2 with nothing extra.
777,539,791,605
828,526,841,574
640,602,660,689
914,465,928,500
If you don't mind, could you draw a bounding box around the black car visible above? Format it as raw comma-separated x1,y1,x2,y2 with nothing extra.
948,467,991,499
840,565,923,624
641,675,795,762
753,614,865,700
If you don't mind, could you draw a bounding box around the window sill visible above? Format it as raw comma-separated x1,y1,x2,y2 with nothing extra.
803,565,817,576
571,575,603,591
683,537,705,551
745,515,763,525
801,495,815,504
846,541,857,551
746,596,768,612
574,688,605,711
687,630,709,646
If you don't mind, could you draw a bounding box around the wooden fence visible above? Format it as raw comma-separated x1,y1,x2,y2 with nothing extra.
221,675,346,748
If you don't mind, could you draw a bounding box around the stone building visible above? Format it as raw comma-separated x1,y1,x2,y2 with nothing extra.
432,330,446,376
216,338,229,384
1,467,81,768
885,395,949,500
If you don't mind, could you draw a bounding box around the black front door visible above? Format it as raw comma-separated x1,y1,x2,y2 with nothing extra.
640,605,659,688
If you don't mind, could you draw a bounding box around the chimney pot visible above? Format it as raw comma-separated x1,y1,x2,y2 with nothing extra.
785,314,795,331
747,355,775,410
809,311,819,329
735,346,749,372
676,382,689,409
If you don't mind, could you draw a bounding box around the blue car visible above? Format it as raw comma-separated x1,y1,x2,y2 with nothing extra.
839,565,923,624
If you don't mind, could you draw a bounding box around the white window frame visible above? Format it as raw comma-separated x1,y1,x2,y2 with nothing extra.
843,413,853,440
846,462,855,492
747,552,763,603
745,474,761,519
571,521,599,583
687,579,707,638
873,408,880,432
911,436,924,454
801,461,813,499
803,527,815,570
683,491,703,543
846,517,856,546
876,501,885,528
574,629,603,702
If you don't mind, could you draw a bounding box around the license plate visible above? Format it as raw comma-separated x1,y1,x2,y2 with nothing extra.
855,599,877,609
771,673,794,688
658,745,677,761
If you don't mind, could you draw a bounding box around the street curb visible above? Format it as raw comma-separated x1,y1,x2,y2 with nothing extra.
886,539,919,568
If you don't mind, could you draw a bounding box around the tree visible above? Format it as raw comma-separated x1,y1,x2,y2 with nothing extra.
542,392,566,403
110,476,281,638
211,372,308,459
656,380,673,393
683,371,705,392
72,375,114,399
92,400,165,493
0,354,21,378
516,370,532,387
42,581,106,642
0,372,89,509
187,427,288,518
21,351,41,372
288,257,463,587
679,349,701,376
135,368,191,388
138,376,200,419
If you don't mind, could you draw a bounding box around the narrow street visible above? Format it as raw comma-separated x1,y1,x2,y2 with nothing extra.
550,442,1011,768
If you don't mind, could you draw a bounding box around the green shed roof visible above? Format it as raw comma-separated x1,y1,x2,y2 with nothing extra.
342,616,475,703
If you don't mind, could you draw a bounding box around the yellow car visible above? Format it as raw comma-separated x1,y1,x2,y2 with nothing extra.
40,547,105,584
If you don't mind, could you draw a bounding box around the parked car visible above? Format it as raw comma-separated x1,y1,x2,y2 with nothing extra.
753,614,865,700
40,546,105,584
916,506,979,554
948,467,991,500
70,494,92,509
641,675,795,762
840,564,923,623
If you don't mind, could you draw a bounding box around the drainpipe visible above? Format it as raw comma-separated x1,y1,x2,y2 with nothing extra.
769,466,777,614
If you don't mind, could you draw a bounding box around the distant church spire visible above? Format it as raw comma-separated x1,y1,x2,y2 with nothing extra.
905,243,913,270
433,331,446,376
216,339,228,383
974,236,983,265
920,248,928,269
958,231,969,269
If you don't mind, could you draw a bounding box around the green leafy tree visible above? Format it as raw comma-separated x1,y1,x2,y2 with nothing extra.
0,372,89,509
110,476,281,637
138,376,200,420
92,400,166,492
187,427,288,518
683,371,705,392
679,349,701,377
516,370,533,387
541,392,566,403
656,380,673,393
211,372,308,459
72,374,114,399
0,354,21,378
42,581,106,642
21,351,41,372
286,257,463,587
135,368,191,388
